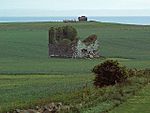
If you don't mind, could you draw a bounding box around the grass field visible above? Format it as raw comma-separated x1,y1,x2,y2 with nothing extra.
109,84,150,113
0,22,150,112
0,74,93,112
0,22,150,74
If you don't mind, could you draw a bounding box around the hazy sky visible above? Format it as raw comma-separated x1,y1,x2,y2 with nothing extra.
1,0,150,16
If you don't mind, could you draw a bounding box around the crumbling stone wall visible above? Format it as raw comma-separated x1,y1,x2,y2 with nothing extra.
48,43,76,58
48,26,78,58
76,35,100,58
48,26,100,58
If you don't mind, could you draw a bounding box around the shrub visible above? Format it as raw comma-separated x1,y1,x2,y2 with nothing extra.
92,60,128,87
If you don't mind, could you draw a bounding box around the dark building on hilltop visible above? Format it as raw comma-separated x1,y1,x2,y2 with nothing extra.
78,16,88,22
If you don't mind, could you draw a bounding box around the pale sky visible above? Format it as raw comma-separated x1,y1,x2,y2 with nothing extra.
0,0,150,16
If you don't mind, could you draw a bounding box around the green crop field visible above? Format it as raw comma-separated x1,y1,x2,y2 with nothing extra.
109,84,150,113
0,22,150,112
0,22,150,74
0,74,93,112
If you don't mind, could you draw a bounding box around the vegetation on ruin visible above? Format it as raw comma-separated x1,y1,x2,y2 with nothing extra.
49,26,77,44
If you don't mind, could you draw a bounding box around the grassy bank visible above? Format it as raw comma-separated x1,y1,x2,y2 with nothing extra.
0,70,149,113
109,84,150,113
0,74,93,112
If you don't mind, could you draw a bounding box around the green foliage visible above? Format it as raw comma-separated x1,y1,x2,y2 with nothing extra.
92,60,128,87
49,25,77,44
62,26,77,41
55,26,63,43
49,27,55,44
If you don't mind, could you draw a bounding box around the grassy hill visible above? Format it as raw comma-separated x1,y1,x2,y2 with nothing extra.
0,22,150,74
0,22,150,112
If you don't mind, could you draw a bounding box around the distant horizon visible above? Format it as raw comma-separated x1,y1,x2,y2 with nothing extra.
1,16,150,25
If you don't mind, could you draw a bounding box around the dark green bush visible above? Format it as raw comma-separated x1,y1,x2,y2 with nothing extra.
92,60,128,87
